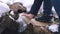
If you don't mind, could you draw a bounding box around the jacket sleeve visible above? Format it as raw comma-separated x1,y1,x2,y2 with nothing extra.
28,0,43,16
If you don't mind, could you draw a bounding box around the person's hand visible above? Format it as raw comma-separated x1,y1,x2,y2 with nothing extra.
26,14,34,19
22,13,34,20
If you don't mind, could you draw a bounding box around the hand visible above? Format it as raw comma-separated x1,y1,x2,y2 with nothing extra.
26,14,34,19
22,13,34,20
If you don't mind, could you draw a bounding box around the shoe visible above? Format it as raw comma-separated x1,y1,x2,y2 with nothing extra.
35,15,53,23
